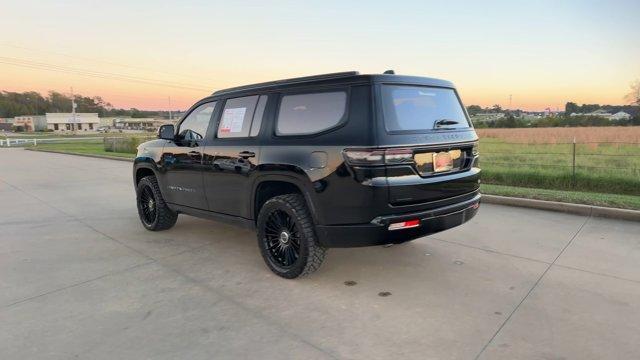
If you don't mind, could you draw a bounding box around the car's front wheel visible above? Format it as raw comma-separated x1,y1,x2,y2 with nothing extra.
136,175,178,231
257,194,326,279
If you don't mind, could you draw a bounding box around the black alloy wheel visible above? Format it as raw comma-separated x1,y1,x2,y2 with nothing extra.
139,184,157,226
263,209,301,268
136,175,178,231
257,194,326,278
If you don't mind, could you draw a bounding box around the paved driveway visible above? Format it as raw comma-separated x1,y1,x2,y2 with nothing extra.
1,148,639,359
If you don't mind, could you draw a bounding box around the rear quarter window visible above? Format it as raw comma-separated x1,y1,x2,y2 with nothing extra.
381,85,469,132
276,91,347,135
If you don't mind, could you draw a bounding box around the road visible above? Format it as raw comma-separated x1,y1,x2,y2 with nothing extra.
1,148,639,359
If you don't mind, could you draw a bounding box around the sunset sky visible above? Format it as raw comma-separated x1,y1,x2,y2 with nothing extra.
1,0,639,111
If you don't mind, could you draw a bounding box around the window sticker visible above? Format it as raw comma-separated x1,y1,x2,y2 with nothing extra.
220,107,246,133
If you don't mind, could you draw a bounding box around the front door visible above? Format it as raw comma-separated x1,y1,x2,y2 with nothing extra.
202,95,267,218
159,101,216,209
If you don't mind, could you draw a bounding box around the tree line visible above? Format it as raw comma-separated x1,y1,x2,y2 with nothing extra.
0,90,164,118
466,103,640,128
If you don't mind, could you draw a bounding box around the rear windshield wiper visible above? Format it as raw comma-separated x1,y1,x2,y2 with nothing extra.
433,119,460,129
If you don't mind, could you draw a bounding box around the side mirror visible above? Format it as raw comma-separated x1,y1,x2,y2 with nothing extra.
158,124,175,140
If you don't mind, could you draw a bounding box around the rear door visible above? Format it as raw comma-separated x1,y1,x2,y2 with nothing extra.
159,101,216,209
375,84,480,205
202,95,267,218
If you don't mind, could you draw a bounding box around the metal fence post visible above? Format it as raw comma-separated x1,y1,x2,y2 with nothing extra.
572,137,576,188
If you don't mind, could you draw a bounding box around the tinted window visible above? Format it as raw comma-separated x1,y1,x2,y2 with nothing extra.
381,85,469,132
217,95,258,138
249,95,267,137
178,102,216,140
276,91,346,135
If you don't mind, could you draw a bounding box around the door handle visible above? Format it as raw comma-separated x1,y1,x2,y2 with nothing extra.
238,151,255,159
188,151,200,157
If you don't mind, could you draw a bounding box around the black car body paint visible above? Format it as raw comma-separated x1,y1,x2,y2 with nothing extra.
133,72,480,249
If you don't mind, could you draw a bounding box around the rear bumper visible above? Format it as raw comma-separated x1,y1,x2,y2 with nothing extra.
316,194,480,248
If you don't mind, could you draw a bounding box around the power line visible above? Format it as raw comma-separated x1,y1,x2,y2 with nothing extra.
0,43,218,84
0,56,213,92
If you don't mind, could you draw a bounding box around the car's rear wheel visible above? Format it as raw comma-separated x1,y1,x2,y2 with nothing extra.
136,175,178,231
257,194,326,279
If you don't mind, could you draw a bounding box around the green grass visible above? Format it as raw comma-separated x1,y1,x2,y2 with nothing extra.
479,140,640,196
481,184,640,210
5,131,151,139
29,141,135,159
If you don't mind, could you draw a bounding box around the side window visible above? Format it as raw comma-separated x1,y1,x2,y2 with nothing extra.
178,102,216,141
276,91,347,136
249,95,268,137
217,95,258,138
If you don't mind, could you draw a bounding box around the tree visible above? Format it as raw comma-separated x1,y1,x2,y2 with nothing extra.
0,89,162,118
565,102,579,115
466,105,482,116
625,80,640,105
490,104,502,113
48,91,72,112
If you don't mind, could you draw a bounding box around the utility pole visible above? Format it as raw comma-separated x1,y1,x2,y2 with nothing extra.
168,96,172,120
70,87,77,132
509,94,512,110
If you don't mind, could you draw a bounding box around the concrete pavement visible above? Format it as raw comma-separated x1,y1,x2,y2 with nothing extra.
1,148,639,359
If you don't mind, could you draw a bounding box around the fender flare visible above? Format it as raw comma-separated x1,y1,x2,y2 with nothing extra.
250,171,321,224
133,158,161,185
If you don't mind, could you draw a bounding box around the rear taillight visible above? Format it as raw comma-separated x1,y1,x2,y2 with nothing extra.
383,148,414,164
343,148,414,166
342,149,385,166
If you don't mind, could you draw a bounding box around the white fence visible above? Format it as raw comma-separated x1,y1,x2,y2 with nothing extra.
0,137,104,147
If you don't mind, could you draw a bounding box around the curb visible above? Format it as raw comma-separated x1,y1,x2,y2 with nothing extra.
25,148,134,162
482,194,640,222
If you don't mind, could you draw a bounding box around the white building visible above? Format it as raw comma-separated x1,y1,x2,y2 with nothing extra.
46,113,100,132
610,111,632,120
13,115,47,132
585,109,612,118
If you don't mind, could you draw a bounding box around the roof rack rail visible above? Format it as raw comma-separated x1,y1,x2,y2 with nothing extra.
212,71,360,95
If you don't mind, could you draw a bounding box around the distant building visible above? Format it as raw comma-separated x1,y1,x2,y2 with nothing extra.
584,109,612,118
13,115,47,132
46,113,100,131
470,113,505,122
114,118,175,131
610,111,631,120
0,117,15,124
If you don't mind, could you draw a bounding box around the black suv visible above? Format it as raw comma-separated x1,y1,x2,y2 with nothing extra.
133,71,480,278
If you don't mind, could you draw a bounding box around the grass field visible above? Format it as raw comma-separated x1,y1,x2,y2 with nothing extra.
481,184,640,210
477,126,640,144
28,139,135,159
479,140,640,195
1,131,152,139
476,127,640,196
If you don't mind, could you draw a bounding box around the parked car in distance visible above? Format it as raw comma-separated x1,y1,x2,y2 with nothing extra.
132,71,481,278
96,126,110,133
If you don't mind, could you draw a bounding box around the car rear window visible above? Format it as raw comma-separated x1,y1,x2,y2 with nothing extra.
276,91,347,135
381,85,469,132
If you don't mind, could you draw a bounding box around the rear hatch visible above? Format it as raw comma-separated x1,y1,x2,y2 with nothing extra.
377,84,480,206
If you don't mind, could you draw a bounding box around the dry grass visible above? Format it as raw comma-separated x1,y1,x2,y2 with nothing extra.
477,126,640,144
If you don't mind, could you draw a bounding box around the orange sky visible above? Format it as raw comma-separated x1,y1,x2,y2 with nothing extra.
1,1,638,111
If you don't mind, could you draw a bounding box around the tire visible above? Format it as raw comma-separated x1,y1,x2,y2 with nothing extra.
136,175,178,231
257,194,326,279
